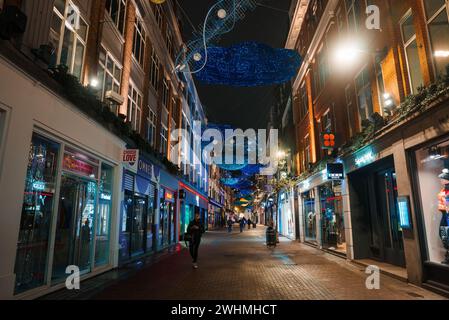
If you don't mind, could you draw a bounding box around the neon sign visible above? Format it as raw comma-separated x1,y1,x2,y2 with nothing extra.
355,150,376,167
32,181,46,191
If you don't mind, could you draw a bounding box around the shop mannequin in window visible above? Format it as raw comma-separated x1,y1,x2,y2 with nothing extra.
438,168,449,264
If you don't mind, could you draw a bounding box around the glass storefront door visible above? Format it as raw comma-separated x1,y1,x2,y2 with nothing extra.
302,190,317,242
376,169,404,266
319,182,346,254
52,174,97,282
124,191,147,257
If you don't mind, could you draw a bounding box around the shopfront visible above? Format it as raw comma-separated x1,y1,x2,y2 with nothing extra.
209,198,224,230
412,135,449,289
159,171,179,249
278,189,296,240
179,182,209,238
319,181,346,255
119,151,159,263
301,189,317,243
345,148,405,267
14,132,119,294
296,164,348,255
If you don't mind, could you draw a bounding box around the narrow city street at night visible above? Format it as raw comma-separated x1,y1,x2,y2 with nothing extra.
3,0,449,316
40,226,444,301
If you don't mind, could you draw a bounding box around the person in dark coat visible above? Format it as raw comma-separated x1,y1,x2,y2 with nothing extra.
187,212,205,269
239,218,246,233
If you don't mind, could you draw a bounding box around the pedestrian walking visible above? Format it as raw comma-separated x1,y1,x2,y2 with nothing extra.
239,218,246,233
247,218,252,230
187,212,205,269
227,218,233,233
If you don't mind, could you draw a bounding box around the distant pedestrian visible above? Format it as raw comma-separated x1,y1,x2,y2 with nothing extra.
239,218,246,233
227,218,233,233
187,212,205,269
247,218,252,230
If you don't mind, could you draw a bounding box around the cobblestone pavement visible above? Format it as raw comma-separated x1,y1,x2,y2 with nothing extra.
92,226,445,300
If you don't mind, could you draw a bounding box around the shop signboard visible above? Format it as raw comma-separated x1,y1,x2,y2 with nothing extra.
165,190,175,203
122,149,139,174
63,153,98,178
327,163,344,180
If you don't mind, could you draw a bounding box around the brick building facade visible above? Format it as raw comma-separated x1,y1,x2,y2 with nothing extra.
287,0,449,294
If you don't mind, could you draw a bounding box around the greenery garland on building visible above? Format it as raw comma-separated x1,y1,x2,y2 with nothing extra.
51,65,181,176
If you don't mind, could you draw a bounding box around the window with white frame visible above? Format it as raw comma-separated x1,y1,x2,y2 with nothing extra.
160,125,168,156
400,11,424,93
98,47,122,100
147,107,156,147
150,48,160,91
49,0,88,79
133,19,146,68
155,4,164,30
345,0,361,33
321,110,332,133
355,66,374,122
127,84,142,132
105,0,126,35
423,0,449,77
162,79,169,107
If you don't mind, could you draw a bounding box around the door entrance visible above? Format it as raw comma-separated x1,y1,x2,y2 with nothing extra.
349,157,405,267
375,168,405,266
52,174,97,282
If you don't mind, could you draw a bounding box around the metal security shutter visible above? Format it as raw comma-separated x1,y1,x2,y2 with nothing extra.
149,182,157,198
124,173,134,192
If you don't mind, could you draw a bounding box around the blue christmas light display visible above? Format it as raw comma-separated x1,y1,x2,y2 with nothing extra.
194,42,302,86
174,0,259,75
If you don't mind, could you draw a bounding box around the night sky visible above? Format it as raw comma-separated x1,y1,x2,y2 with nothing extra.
177,0,292,130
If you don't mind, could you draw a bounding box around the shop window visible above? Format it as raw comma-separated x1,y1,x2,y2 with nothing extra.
105,0,126,35
423,0,449,77
14,133,60,294
355,66,374,122
132,18,146,68
400,12,424,94
52,148,99,283
49,1,88,79
98,47,122,102
95,163,114,267
303,190,317,242
415,140,449,265
319,181,346,254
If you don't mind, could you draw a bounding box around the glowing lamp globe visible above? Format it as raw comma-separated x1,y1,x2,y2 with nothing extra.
151,0,166,4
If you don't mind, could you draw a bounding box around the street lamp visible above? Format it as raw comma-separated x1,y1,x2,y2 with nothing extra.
277,150,286,159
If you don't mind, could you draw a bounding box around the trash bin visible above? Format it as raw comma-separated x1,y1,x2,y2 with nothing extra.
266,228,276,247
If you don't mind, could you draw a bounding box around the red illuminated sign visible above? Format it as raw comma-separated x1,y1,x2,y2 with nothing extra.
63,154,97,178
